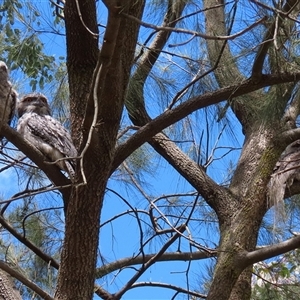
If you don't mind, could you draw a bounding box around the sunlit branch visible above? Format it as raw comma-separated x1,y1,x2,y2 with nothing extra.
282,90,300,128
75,0,98,36
78,62,103,186
50,0,65,20
244,234,300,266
204,124,226,168
149,205,162,233
122,161,152,200
113,72,300,172
147,191,198,232
129,281,206,299
96,250,215,278
205,146,240,168
122,13,267,41
150,196,214,253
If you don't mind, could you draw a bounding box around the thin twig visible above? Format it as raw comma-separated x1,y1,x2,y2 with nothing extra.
122,13,267,41
78,63,103,186
22,206,63,238
75,0,98,36
0,183,73,206
204,124,226,168
129,281,207,299
117,125,140,140
114,225,186,299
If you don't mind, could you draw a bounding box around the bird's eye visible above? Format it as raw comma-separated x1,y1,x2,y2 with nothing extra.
23,97,34,102
0,66,7,72
40,97,47,104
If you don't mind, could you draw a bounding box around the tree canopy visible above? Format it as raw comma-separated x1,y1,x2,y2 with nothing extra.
1,1,300,300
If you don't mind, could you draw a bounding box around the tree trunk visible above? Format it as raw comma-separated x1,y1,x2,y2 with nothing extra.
54,1,145,299
0,269,21,300
206,126,281,300
230,268,253,300
63,0,99,148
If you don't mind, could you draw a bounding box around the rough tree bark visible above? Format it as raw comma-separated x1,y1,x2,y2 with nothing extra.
54,1,145,300
203,1,300,300
0,269,21,300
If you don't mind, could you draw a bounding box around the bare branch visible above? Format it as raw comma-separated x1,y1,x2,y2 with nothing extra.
79,62,103,186
122,12,266,41
117,125,140,140
0,153,26,173
0,185,59,208
251,0,300,78
282,89,300,128
129,281,207,299
250,0,300,21
0,260,53,300
149,133,228,213
280,128,300,145
126,0,187,125
114,225,186,298
75,0,98,36
113,72,300,172
244,234,300,266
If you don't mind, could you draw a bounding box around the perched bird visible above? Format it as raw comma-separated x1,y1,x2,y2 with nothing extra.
0,61,17,140
269,140,300,213
17,93,77,180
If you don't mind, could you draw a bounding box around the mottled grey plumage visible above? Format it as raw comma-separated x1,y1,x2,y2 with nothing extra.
269,140,300,209
17,93,77,180
0,61,17,140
